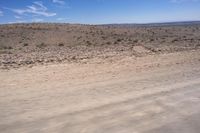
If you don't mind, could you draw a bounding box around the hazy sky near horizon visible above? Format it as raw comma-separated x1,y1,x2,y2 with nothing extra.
0,0,200,24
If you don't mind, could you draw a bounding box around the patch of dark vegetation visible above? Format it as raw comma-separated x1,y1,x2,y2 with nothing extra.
36,43,47,48
23,43,29,47
0,51,12,54
0,45,13,50
86,40,92,46
133,39,138,43
113,41,118,44
58,43,64,47
149,38,154,42
106,41,112,45
77,36,82,40
196,44,200,47
172,39,178,43
102,36,107,40
116,38,122,42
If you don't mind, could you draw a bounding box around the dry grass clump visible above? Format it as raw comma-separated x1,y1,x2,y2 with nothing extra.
58,43,64,47
36,43,47,48
23,43,29,47
0,45,13,50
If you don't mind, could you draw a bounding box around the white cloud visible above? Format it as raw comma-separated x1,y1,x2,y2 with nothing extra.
56,17,68,21
32,18,44,22
7,1,56,17
8,18,43,24
8,20,27,24
0,10,3,16
52,0,65,5
14,15,22,19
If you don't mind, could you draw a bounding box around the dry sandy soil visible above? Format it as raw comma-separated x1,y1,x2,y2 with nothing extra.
0,23,200,133
0,23,200,69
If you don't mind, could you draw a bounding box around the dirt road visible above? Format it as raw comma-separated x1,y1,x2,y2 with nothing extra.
0,50,200,133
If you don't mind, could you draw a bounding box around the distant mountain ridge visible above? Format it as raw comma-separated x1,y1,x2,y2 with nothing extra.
101,21,200,27
1,21,200,27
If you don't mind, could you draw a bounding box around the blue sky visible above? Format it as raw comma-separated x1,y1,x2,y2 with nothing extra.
0,0,200,24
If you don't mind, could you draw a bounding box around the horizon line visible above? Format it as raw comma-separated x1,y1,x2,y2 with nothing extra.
1,20,200,26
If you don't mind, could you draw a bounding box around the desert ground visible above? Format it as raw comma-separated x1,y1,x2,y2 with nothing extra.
0,23,200,133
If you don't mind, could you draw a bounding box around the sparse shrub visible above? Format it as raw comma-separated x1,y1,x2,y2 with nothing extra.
58,43,64,47
23,43,29,47
77,36,82,40
36,43,46,48
114,41,118,44
8,46,13,49
0,51,12,54
161,40,166,43
116,38,122,42
86,41,92,46
102,36,107,39
149,38,154,42
106,41,111,45
0,45,13,50
196,44,200,47
128,38,132,42
71,56,76,60
172,39,178,43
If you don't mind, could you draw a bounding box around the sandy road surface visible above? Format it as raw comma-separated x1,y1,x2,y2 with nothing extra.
0,50,200,133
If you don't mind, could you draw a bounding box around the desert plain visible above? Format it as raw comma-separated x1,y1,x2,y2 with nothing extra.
0,23,200,133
